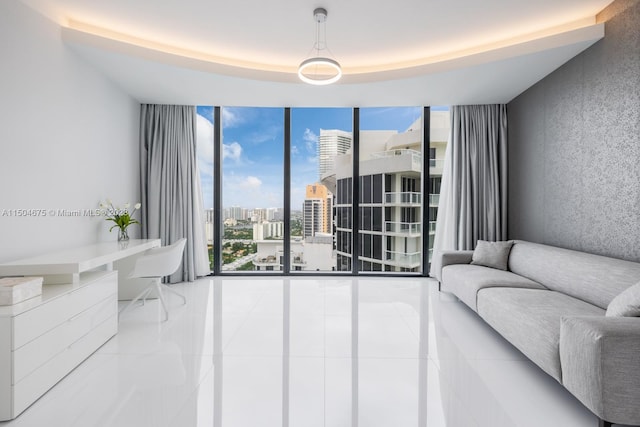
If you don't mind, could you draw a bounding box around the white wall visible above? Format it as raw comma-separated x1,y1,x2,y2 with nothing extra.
0,0,140,262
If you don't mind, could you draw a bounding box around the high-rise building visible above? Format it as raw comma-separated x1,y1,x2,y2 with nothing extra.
204,208,215,245
271,207,284,221
303,183,333,238
205,208,214,224
228,206,244,220
251,208,268,222
318,129,352,181
253,221,284,240
266,207,279,221
332,112,449,272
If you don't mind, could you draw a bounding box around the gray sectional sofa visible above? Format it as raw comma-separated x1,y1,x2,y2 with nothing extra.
435,240,640,427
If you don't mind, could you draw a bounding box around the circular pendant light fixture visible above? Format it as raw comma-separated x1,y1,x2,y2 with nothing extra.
298,8,342,85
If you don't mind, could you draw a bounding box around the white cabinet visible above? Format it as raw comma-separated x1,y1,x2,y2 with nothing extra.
0,271,117,421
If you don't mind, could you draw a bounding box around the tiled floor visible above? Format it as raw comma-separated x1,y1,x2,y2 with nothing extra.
1,277,613,426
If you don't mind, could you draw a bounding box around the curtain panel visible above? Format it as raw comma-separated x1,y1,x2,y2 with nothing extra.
140,104,210,283
431,104,508,275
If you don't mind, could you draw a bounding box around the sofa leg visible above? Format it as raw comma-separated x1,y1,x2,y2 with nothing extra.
598,418,612,427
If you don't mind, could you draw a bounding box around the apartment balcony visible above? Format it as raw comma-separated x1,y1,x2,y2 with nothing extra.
253,255,281,268
362,149,422,175
384,192,421,206
385,251,421,268
385,221,421,236
371,148,421,164
429,194,440,206
292,255,306,267
429,221,437,234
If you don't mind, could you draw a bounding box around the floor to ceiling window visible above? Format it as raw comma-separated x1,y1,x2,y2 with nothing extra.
221,107,284,272
198,105,442,275
358,107,423,273
290,108,353,272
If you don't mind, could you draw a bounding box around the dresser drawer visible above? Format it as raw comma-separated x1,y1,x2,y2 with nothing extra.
12,314,117,417
12,272,116,349
13,292,116,384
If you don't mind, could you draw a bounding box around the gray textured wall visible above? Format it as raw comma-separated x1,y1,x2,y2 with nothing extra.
508,0,640,261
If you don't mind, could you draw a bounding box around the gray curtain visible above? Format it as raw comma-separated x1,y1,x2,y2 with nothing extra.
431,105,508,274
140,104,210,283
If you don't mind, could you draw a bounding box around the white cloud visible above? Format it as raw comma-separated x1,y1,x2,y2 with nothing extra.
239,176,262,189
247,124,280,144
303,128,318,153
291,145,300,155
223,142,242,161
222,108,243,128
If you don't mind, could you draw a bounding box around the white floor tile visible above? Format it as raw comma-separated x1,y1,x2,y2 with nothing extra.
220,356,283,427
0,277,616,427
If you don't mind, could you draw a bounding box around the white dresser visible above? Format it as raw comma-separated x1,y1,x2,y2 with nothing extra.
0,271,118,421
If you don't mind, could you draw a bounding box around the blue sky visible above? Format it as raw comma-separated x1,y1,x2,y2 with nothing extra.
196,106,442,210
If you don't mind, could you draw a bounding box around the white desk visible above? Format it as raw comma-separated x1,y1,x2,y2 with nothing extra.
0,239,161,286
0,239,162,300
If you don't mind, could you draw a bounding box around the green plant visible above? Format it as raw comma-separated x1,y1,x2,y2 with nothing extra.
237,261,255,271
99,199,141,233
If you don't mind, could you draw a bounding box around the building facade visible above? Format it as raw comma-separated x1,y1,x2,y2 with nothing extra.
302,183,333,238
253,221,284,241
318,129,352,181
331,112,449,272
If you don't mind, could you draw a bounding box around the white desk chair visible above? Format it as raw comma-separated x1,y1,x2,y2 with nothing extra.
119,238,187,321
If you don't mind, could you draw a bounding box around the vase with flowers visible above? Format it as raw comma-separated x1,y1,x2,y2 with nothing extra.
99,199,141,241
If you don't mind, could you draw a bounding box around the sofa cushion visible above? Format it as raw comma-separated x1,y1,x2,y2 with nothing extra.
470,240,514,271
508,241,640,309
477,288,604,382
606,282,640,317
441,264,546,312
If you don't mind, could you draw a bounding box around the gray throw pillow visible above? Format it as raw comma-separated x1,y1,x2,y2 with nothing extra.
470,240,514,271
606,282,640,317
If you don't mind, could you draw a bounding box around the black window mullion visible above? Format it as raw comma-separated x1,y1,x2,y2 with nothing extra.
422,106,431,276
213,106,222,275
283,108,291,274
352,108,360,275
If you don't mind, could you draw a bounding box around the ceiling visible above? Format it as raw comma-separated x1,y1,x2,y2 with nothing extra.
20,0,614,106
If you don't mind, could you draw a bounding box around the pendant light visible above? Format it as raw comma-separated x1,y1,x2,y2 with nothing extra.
298,8,342,85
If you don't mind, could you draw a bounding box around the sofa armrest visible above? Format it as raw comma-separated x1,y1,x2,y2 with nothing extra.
430,250,474,282
559,316,640,425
